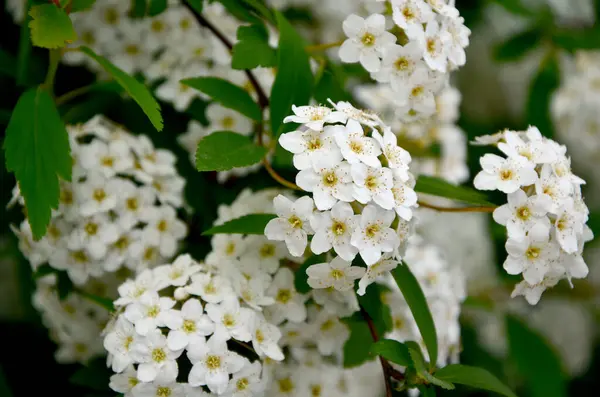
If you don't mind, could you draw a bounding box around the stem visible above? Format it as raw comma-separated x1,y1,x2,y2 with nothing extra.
55,84,96,105
263,159,302,191
43,49,62,94
417,201,496,213
306,40,344,52
360,306,395,397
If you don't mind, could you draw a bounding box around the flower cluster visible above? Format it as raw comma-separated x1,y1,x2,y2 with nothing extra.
473,126,593,304
105,254,282,396
339,0,470,120
11,115,187,285
266,101,418,291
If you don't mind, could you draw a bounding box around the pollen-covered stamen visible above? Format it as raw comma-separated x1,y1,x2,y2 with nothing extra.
526,246,541,260
151,348,166,363
331,221,346,236
330,269,344,279
322,171,338,187
288,215,303,229
516,206,531,220
276,288,292,303
361,32,375,46
205,355,221,370
500,169,513,181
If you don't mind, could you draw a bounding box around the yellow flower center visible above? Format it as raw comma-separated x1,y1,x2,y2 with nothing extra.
307,138,322,151
516,206,530,220
147,305,160,318
279,378,294,393
331,221,346,236
206,355,221,370
526,246,541,260
500,169,513,181
183,319,197,333
276,289,292,303
260,244,275,257
223,314,236,327
126,198,139,211
237,378,249,390
322,171,338,187
152,348,166,363
365,224,380,238
71,250,88,263
361,33,375,46
93,188,107,202
330,269,344,280
85,222,98,236
288,215,303,229
395,57,410,71
157,387,172,397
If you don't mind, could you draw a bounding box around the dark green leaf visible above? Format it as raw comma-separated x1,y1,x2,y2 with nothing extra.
507,316,566,397
69,360,112,392
181,77,262,120
57,271,74,300
148,0,168,15
295,254,325,293
216,0,261,23
29,4,77,49
435,364,517,397
489,0,533,16
79,46,163,131
130,0,147,17
415,175,495,206
418,386,436,397
17,0,35,86
494,29,541,62
358,283,392,334
270,10,313,137
0,366,12,397
342,313,374,368
70,0,97,12
195,131,266,171
3,87,72,239
391,263,438,370
33,264,56,279
526,53,560,138
202,213,276,235
408,345,454,390
371,339,413,367
240,0,275,23
313,68,352,103
232,24,277,70
552,28,600,51
77,289,115,311
0,49,17,78
185,0,203,13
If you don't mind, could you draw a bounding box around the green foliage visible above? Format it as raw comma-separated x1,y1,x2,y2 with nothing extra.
57,270,74,300
216,0,262,23
407,343,455,390
195,131,266,171
202,214,276,235
270,10,313,137
435,364,518,397
294,254,325,294
181,77,262,121
370,339,413,367
391,263,438,370
70,0,97,12
489,0,533,16
185,0,204,13
418,385,436,397
4,87,72,240
29,4,77,49
494,29,541,62
231,24,277,70
357,283,392,335
342,313,374,368
414,175,495,206
0,49,16,78
79,46,164,131
507,315,567,397
526,52,560,138
313,67,352,104
552,28,600,52
69,359,112,392
148,0,168,15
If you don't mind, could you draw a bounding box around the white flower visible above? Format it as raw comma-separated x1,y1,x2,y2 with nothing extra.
141,206,187,257
296,162,354,210
306,256,365,291
68,213,120,260
474,154,538,194
115,269,162,306
188,337,246,394
283,105,346,131
421,20,451,72
351,163,395,209
251,313,284,361
114,182,155,230
156,68,200,112
498,129,556,165
206,103,253,136
279,127,343,170
187,273,235,304
372,127,412,173
104,317,138,373
373,42,425,92
49,240,103,285
310,201,358,261
492,189,552,240
243,236,287,275
264,195,314,257
311,311,349,356
395,68,440,116
351,204,399,265
222,361,264,397
333,119,382,167
392,0,434,31
154,254,202,289
167,298,214,351
444,15,470,68
511,273,562,305
206,297,254,342
79,139,134,178
131,375,184,397
391,179,418,221
77,172,119,216
554,199,586,254
339,14,397,72
357,254,398,295
535,164,573,213
124,291,181,336
504,223,560,285
130,329,182,382
109,365,140,395
266,268,307,324
205,234,246,266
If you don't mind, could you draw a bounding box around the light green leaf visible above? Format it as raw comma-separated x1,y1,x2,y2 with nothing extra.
195,131,266,171
3,87,72,240
435,364,517,397
391,264,438,370
232,24,277,70
494,29,541,62
408,345,454,390
342,313,375,368
370,339,413,367
526,52,560,138
270,10,313,137
70,0,97,12
295,254,325,293
79,46,163,131
181,77,262,121
29,4,77,49
202,214,276,235
415,175,495,206
507,316,566,397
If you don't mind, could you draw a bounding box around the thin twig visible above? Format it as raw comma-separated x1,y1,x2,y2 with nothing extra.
55,84,96,105
263,159,302,190
360,306,394,397
418,201,496,213
305,40,344,52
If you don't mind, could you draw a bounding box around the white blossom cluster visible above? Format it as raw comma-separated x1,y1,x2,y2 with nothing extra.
473,126,593,304
266,101,418,292
11,115,187,286
338,0,470,121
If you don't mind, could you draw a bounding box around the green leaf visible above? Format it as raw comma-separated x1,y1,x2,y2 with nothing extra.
552,28,600,51
202,213,276,235
358,283,392,335
17,0,35,86
185,0,203,13
270,10,313,137
195,131,266,171
494,29,541,62
33,264,56,279
240,0,275,24
231,24,277,70
342,313,375,368
79,46,163,131
408,345,454,390
391,263,438,370
435,364,517,397
0,366,12,397
415,175,495,206
3,87,72,239
130,0,147,17
294,254,325,293
489,0,533,16
313,68,352,104
216,0,262,23
526,53,560,139
181,77,262,121
69,360,112,392
70,0,97,12
29,4,77,49
507,316,566,397
0,49,16,78
77,289,115,311
148,0,168,15
418,385,436,397
370,339,413,367
57,270,74,300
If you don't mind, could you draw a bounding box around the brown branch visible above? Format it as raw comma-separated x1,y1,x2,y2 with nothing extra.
418,201,496,213
360,306,395,397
